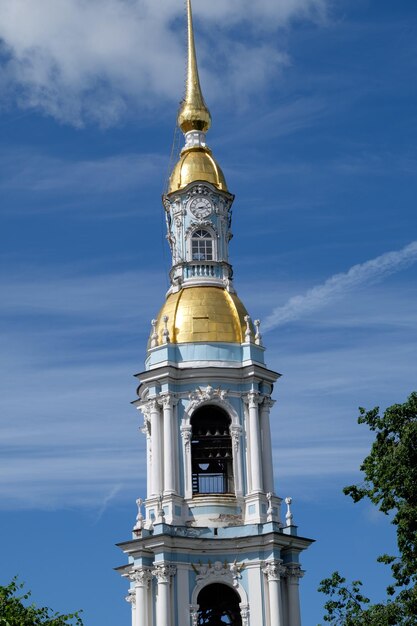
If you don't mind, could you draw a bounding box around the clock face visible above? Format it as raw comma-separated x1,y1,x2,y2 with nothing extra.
189,196,213,219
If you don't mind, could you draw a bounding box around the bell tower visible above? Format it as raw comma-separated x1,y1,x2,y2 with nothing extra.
116,2,313,624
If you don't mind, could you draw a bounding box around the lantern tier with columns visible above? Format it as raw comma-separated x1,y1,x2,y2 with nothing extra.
116,1,313,624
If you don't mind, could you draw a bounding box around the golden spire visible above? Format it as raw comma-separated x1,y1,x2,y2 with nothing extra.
177,0,211,134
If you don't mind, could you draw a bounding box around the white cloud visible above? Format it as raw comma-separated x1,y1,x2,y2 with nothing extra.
0,0,328,126
263,241,417,330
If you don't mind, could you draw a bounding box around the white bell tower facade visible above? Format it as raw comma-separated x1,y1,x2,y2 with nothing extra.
117,2,313,624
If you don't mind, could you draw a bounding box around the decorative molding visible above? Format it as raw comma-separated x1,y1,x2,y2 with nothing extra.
191,560,244,588
240,603,250,626
152,564,177,584
230,425,241,452
180,425,192,451
188,385,228,411
262,561,286,582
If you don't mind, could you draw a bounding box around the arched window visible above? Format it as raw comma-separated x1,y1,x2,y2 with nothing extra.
191,406,233,495
197,583,242,625
192,229,213,261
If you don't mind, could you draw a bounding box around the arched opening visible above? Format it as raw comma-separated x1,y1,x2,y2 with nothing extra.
192,229,213,261
197,583,242,625
191,405,234,495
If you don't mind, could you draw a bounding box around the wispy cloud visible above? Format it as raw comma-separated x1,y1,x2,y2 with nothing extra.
0,0,329,126
263,241,417,330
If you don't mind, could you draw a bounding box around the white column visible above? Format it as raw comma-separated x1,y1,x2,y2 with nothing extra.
129,569,152,626
160,394,177,494
181,424,192,498
260,398,275,494
263,561,285,626
247,392,263,493
231,425,243,496
286,565,303,626
149,399,163,496
153,564,176,626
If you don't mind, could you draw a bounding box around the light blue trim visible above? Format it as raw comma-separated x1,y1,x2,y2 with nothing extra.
146,342,266,369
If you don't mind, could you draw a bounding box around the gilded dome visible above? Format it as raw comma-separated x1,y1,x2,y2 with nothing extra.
168,147,227,194
150,286,251,346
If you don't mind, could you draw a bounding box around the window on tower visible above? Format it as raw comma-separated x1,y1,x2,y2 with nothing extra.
190,405,234,495
191,229,213,261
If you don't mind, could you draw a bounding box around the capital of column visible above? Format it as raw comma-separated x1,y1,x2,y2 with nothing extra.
152,563,177,584
244,391,261,408
263,560,286,582
286,564,304,582
129,568,152,589
147,398,160,413
158,392,178,409
261,395,276,411
125,591,136,606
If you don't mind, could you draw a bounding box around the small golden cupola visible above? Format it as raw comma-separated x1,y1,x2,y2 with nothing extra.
168,0,227,194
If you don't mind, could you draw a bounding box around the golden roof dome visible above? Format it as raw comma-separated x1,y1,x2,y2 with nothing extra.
150,287,251,346
168,147,227,194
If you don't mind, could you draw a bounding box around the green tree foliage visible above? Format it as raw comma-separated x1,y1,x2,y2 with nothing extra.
318,392,417,625
0,578,83,626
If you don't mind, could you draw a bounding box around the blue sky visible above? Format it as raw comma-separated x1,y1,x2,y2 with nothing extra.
0,0,416,623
